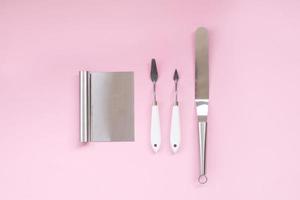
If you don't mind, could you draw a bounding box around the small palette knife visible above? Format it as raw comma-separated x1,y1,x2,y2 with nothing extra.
150,58,161,152
195,27,209,184
170,69,181,153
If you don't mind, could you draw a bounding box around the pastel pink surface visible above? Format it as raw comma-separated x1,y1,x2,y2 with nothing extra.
1,0,300,199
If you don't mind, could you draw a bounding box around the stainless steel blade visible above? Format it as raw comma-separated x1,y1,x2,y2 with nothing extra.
195,27,209,100
80,71,134,142
91,72,134,142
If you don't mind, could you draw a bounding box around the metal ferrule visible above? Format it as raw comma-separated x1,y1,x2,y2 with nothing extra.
196,100,208,121
153,82,157,105
174,81,178,105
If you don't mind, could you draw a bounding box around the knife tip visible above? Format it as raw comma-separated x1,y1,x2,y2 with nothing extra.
173,69,179,81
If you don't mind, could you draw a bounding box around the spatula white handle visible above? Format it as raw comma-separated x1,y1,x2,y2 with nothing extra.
170,105,180,153
151,105,161,152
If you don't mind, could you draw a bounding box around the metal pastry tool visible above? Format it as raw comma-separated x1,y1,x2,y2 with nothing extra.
80,71,134,142
195,27,209,184
170,69,181,153
150,58,161,152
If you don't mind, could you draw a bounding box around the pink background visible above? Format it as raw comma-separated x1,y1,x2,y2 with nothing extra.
1,0,300,199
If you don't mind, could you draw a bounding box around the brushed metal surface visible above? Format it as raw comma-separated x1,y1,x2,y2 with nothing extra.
198,121,207,184
195,27,209,184
195,27,209,100
90,72,134,142
80,71,90,142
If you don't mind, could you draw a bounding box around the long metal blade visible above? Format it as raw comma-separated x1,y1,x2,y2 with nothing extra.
195,27,209,100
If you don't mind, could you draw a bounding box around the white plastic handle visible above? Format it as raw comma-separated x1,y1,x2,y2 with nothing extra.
170,105,180,153
151,105,161,152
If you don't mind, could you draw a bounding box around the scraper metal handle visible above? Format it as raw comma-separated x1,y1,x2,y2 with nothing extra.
198,121,207,184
